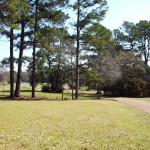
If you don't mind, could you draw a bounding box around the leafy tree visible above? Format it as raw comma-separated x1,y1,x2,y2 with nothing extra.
72,0,108,99
81,23,113,96
113,51,147,97
27,27,71,93
100,56,122,90
128,77,148,97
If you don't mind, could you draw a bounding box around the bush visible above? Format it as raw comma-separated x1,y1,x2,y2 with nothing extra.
110,77,148,97
41,84,63,93
41,84,51,92
128,77,148,97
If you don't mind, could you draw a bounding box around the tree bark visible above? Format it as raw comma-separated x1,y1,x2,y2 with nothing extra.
15,20,25,97
32,38,36,98
10,28,14,99
71,52,74,100
75,0,80,99
32,0,39,98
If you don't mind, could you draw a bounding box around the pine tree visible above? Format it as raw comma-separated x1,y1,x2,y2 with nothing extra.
72,0,108,99
0,0,21,98
29,0,69,98
15,0,31,97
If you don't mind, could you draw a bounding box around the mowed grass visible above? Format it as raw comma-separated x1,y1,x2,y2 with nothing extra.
0,100,150,150
0,83,98,99
0,83,65,99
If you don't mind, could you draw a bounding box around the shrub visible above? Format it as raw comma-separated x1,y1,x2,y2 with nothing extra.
128,77,148,97
41,84,51,92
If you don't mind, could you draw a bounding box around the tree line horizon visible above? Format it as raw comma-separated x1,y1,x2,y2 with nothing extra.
0,0,150,99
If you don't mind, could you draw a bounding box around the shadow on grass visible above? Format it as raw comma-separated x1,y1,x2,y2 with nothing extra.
0,96,69,101
0,90,117,101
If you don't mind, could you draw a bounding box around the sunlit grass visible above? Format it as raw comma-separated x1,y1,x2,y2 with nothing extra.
0,83,41,91
0,100,149,150
1,83,150,101
0,83,98,99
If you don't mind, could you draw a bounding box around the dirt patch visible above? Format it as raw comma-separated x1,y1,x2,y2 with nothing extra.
106,97,150,113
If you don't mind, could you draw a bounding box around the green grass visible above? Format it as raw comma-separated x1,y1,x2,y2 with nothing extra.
0,83,41,92
1,83,150,101
0,83,98,99
0,100,149,150
0,83,62,98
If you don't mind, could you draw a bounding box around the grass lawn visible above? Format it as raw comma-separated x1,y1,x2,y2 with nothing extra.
0,100,150,150
0,83,98,100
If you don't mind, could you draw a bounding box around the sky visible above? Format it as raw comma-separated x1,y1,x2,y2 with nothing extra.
101,0,150,30
0,0,150,61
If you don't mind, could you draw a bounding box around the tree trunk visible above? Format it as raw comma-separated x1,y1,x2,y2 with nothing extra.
143,41,148,65
55,55,61,92
98,83,101,100
32,0,39,98
10,28,14,99
15,20,25,97
61,71,63,100
75,0,80,99
71,54,74,100
32,38,36,98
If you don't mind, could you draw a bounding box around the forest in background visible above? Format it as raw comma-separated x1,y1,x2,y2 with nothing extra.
0,0,150,99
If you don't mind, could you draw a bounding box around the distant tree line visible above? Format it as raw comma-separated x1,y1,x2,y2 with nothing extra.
0,0,150,98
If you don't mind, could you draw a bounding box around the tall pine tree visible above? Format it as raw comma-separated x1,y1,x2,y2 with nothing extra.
72,0,108,99
0,0,21,98
29,0,69,98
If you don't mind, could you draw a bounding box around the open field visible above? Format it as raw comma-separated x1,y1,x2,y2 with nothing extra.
0,100,150,150
0,83,98,100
